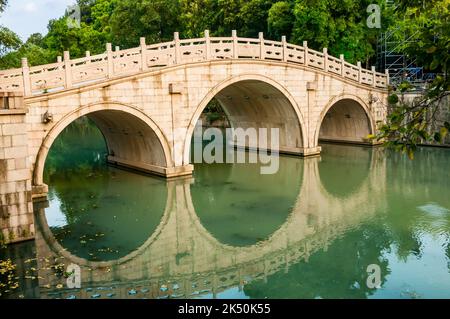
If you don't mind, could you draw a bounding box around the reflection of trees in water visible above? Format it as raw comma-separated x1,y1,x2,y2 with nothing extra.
319,144,371,198
44,117,107,181
385,147,450,263
243,225,391,299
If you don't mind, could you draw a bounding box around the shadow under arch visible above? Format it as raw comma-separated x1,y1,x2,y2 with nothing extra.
315,94,375,145
182,74,308,166
33,102,173,187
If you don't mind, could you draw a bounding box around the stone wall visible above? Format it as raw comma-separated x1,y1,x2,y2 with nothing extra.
0,92,34,244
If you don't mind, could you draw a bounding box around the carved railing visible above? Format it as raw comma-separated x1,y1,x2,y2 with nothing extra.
0,31,389,96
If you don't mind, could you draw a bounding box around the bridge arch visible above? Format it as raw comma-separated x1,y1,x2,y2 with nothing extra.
182,74,307,165
33,102,173,186
315,94,375,145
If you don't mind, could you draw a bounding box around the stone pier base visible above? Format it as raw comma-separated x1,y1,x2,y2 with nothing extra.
107,156,194,178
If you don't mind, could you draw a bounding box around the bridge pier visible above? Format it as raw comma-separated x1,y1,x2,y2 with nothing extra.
0,92,35,244
107,156,193,178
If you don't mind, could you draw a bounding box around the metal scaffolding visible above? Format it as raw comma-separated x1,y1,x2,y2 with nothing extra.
376,0,436,88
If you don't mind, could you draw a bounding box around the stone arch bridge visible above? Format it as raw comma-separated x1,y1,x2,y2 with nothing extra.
0,31,388,243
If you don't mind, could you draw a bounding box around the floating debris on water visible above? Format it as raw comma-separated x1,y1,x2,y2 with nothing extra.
160,285,168,292
128,289,137,295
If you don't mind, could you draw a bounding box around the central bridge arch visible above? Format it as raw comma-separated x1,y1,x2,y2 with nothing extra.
33,102,173,187
182,74,307,165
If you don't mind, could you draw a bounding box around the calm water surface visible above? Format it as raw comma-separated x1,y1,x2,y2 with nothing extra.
1,120,450,299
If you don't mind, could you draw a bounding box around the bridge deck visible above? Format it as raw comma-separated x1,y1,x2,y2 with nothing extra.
0,31,388,96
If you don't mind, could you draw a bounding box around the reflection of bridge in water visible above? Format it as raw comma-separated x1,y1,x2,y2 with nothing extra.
34,146,387,299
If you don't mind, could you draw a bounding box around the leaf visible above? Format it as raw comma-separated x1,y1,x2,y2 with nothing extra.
444,122,450,131
426,46,437,53
388,94,399,105
430,57,440,70
440,127,448,139
434,132,442,143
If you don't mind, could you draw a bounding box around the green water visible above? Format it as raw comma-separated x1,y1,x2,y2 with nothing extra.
2,119,450,299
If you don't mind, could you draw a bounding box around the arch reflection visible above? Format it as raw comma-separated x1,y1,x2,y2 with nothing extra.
34,146,386,299
318,144,372,198
43,119,168,262
191,153,303,247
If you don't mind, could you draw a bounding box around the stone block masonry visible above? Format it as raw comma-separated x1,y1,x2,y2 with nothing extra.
0,92,34,244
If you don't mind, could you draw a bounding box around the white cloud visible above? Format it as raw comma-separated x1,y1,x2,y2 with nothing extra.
23,2,38,13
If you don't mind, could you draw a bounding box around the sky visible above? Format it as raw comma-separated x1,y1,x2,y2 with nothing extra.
0,0,75,41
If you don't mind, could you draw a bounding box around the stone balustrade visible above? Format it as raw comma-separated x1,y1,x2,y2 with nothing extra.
0,31,389,96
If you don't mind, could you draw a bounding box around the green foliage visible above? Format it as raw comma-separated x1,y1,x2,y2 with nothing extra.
0,26,22,56
290,0,388,64
389,0,449,76
0,0,22,57
0,0,396,68
375,0,450,157
110,0,180,47
268,1,293,39
388,94,399,105
0,0,7,12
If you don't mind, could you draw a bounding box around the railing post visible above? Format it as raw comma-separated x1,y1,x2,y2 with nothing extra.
106,43,113,78
57,56,62,71
204,30,211,60
340,54,345,77
259,32,265,60
357,62,362,83
85,51,91,64
371,66,377,87
21,58,31,96
63,51,72,89
174,32,181,64
303,41,309,66
281,36,288,62
232,30,238,59
323,48,328,71
385,69,390,86
140,37,147,71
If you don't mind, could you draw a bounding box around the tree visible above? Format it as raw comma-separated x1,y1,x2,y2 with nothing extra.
268,1,294,40
109,0,181,47
290,0,388,64
0,0,22,57
376,0,450,158
180,0,277,38
0,0,7,12
0,27,21,57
